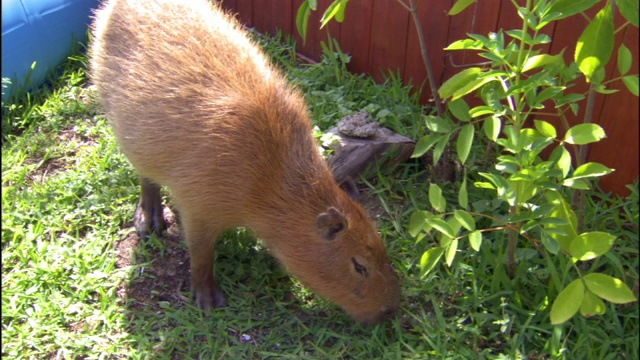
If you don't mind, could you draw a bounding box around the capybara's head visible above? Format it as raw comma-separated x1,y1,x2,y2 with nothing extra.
267,192,401,324
314,205,401,323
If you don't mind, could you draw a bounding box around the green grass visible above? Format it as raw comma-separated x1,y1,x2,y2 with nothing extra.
2,32,638,359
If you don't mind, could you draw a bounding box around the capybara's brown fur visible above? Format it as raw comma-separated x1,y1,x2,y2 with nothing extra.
89,0,400,323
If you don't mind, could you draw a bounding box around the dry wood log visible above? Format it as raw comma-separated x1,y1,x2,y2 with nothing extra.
326,126,415,183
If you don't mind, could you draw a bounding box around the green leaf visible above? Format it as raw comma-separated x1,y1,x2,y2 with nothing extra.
296,1,311,42
427,218,456,238
483,116,501,142
531,87,562,108
449,0,476,15
439,67,496,100
534,120,557,138
592,66,607,84
509,178,537,205
537,11,565,30
532,33,552,45
538,217,569,226
584,273,637,303
580,290,606,317
617,44,632,76
541,232,560,255
445,38,484,50
548,0,600,21
458,176,469,209
454,210,475,231
478,172,510,197
474,181,495,190
456,124,474,165
429,184,446,212
522,54,563,72
550,279,585,325
448,98,471,122
334,0,348,22
496,160,518,174
432,134,451,165
469,106,495,118
468,230,482,251
622,75,639,96
575,3,614,82
420,247,445,277
544,192,578,251
502,125,520,152
570,231,616,261
563,178,591,190
408,210,431,237
413,135,440,158
439,67,483,99
550,145,572,178
563,123,606,145
445,239,458,267
509,210,537,224
533,204,556,218
425,115,453,133
320,0,349,28
594,83,619,95
617,0,639,27
545,228,570,237
556,93,585,107
570,162,614,179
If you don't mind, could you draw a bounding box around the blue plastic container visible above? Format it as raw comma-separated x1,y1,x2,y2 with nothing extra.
2,0,101,100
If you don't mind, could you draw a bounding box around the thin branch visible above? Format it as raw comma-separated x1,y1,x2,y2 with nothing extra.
615,21,630,35
577,83,597,165
393,0,411,12
446,53,493,68
407,0,445,116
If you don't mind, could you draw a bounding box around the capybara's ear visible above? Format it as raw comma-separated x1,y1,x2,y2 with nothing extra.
339,176,359,201
316,207,348,240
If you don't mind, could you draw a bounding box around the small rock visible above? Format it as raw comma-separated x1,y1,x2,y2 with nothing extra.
337,111,379,138
327,125,415,183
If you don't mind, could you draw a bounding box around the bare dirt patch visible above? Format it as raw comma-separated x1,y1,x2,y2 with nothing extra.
114,206,192,312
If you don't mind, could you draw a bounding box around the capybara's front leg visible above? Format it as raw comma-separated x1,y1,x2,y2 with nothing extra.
134,178,165,238
183,219,226,310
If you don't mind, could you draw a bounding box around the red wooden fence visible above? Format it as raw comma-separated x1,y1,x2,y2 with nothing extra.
220,0,639,196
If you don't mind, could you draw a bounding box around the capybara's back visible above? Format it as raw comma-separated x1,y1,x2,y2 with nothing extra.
90,0,400,323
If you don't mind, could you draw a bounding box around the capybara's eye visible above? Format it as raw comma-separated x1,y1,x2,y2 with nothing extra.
351,257,368,277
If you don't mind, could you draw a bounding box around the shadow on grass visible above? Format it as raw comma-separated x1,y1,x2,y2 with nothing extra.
111,195,416,358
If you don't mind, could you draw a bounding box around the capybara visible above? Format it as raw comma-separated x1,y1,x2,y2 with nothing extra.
89,0,400,323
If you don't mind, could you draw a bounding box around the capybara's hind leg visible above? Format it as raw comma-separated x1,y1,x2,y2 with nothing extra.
182,218,226,310
134,178,165,238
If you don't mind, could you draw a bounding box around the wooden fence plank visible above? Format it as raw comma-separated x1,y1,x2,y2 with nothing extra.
235,0,254,27
339,0,374,75
590,25,639,195
220,0,237,13
403,0,452,104
368,0,410,82
253,0,293,36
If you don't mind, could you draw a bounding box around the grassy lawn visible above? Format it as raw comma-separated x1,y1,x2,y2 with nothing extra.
2,32,638,359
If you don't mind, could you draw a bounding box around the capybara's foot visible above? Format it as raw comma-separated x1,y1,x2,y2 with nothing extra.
194,285,227,310
134,178,165,237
